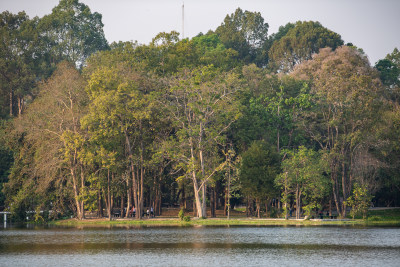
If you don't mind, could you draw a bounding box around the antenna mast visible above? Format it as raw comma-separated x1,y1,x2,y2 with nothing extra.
182,2,184,39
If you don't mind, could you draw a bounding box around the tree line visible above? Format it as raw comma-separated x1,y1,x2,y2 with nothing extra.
1,0,399,221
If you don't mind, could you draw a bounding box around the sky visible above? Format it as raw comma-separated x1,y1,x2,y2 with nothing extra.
1,0,400,65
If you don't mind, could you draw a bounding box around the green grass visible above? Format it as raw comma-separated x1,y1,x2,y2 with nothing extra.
343,208,400,226
362,208,400,226
233,208,246,212
367,208,400,220
52,208,400,227
53,217,399,227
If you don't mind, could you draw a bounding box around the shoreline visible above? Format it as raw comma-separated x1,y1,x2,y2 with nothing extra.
52,217,400,227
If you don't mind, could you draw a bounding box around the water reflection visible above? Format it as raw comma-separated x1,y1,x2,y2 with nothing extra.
1,226,400,266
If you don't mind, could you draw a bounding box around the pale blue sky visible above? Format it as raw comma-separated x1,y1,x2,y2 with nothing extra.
1,0,399,65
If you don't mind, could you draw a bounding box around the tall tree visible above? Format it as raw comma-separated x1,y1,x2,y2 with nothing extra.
161,66,242,218
276,147,329,219
0,11,37,117
240,141,279,218
216,8,269,66
374,48,400,206
269,21,343,73
82,64,152,219
38,0,109,68
3,62,88,219
292,46,385,217
375,48,400,103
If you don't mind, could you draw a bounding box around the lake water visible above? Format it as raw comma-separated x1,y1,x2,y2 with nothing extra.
1,225,399,266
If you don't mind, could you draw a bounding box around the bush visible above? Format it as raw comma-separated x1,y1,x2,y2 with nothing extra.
269,207,279,218
178,209,185,221
367,216,382,221
345,183,373,219
183,215,191,222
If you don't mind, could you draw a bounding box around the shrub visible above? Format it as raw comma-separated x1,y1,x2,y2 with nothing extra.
269,207,279,218
178,209,185,221
183,215,191,222
367,216,382,221
345,183,373,219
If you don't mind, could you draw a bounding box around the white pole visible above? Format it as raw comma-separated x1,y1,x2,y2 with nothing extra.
182,2,184,39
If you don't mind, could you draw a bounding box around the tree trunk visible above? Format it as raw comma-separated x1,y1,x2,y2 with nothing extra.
296,183,301,219
213,187,217,216
139,124,145,219
256,198,261,218
103,188,108,218
182,181,186,209
199,123,207,218
139,167,145,218
284,173,289,220
341,149,348,218
125,130,141,219
331,161,342,216
156,168,162,216
190,136,205,218
120,193,124,218
17,96,23,116
70,167,83,220
80,165,85,219
97,189,102,217
107,169,111,221
132,170,138,219
210,186,216,218
246,197,250,217
125,184,131,218
9,90,13,117
224,187,228,216
227,158,231,219
201,183,207,218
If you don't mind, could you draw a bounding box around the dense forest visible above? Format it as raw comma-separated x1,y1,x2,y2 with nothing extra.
1,0,399,221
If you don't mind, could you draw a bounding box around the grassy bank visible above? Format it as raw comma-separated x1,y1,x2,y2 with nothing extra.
53,208,400,227
363,208,400,226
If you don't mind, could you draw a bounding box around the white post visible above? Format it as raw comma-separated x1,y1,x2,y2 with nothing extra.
182,2,184,39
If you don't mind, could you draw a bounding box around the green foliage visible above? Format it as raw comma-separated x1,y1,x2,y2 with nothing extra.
233,71,312,153
375,47,400,103
367,208,400,221
3,62,87,220
178,209,185,220
240,141,279,199
38,0,109,67
268,207,279,218
269,21,343,72
1,3,398,223
192,33,239,70
375,58,399,87
345,183,373,219
303,203,320,217
0,11,37,117
276,146,329,218
216,8,269,66
34,206,45,223
367,216,381,221
292,46,385,217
